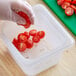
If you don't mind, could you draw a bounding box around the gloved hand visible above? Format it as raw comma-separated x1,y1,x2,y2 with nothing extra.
0,0,35,25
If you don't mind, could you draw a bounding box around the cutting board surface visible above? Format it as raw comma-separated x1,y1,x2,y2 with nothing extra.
43,0,76,36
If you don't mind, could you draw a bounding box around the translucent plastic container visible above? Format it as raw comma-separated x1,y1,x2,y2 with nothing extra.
0,5,75,76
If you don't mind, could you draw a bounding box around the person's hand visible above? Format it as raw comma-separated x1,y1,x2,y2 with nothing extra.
0,0,35,25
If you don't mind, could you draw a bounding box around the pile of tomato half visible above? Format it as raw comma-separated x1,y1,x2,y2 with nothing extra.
57,0,76,16
12,29,45,52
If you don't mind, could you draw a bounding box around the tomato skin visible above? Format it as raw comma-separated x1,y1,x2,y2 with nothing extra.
17,42,26,52
24,31,30,39
65,0,72,3
23,22,31,28
12,38,19,48
26,39,33,49
37,31,45,39
61,2,70,9
17,11,31,28
57,0,64,5
12,38,18,44
29,29,37,36
65,7,74,16
70,5,76,14
70,5,76,10
32,35,40,43
18,33,28,43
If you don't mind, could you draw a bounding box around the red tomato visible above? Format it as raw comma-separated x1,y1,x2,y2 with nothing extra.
24,22,31,28
18,33,28,43
37,31,45,39
70,5,76,14
70,5,76,11
70,5,76,9
24,31,30,39
29,29,37,36
17,42,26,52
26,39,33,49
57,0,64,5
32,35,40,43
12,38,18,44
65,7,74,16
65,0,72,3
61,2,70,9
71,0,76,4
17,11,31,28
12,38,18,48
18,22,31,29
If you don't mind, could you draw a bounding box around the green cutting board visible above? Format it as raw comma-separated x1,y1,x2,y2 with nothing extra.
43,0,76,36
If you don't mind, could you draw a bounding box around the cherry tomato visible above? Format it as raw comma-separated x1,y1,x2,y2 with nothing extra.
12,38,18,44
57,0,64,5
17,11,31,28
65,0,72,3
24,31,30,39
24,22,31,28
61,2,70,9
26,39,33,49
17,42,26,52
71,0,76,4
65,7,74,16
12,38,19,48
70,5,76,9
70,5,76,14
18,33,28,43
37,31,45,39
29,29,37,36
32,35,40,43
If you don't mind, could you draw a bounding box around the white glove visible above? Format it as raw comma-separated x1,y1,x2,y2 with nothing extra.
0,0,35,25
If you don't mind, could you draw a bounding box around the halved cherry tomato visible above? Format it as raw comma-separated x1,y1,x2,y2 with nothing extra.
26,39,33,49
18,33,28,43
65,7,74,16
65,0,72,3
57,0,64,5
32,35,40,43
29,29,37,36
37,31,45,39
70,5,76,14
24,31,30,39
17,42,26,52
17,11,31,28
24,22,31,28
12,38,18,44
71,0,76,4
12,38,19,48
61,2,70,9
20,22,31,29
70,5,76,9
